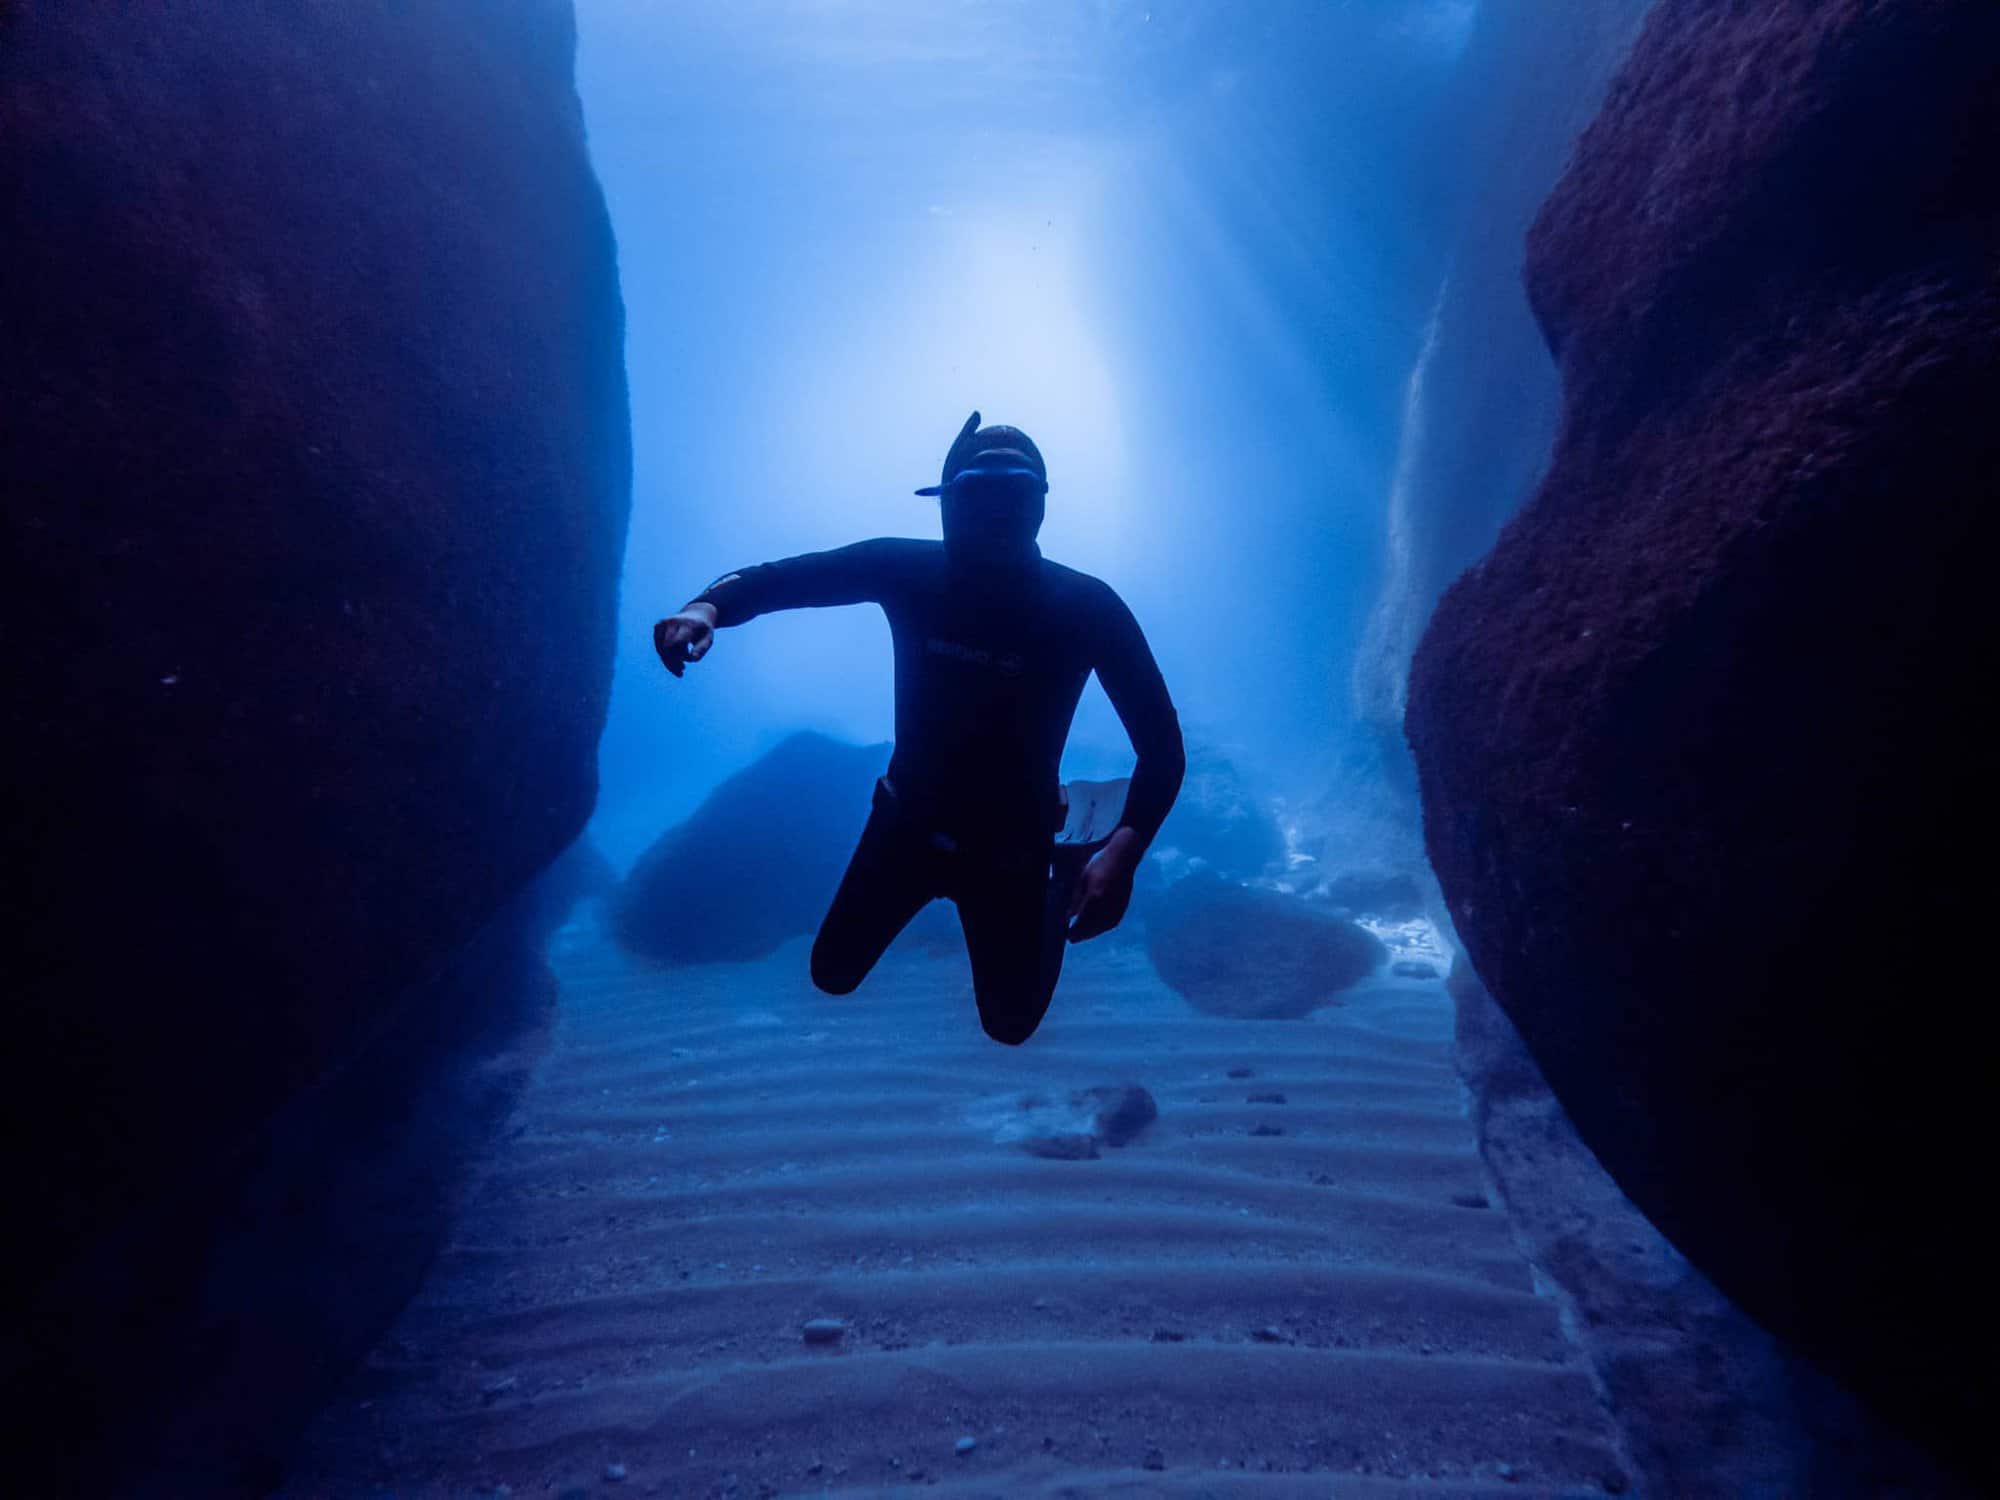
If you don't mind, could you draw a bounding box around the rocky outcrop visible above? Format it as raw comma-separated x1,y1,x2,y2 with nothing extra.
614,733,890,964
1145,872,1385,1019
1,3,629,1492
1406,0,1999,1482
1452,963,1973,1498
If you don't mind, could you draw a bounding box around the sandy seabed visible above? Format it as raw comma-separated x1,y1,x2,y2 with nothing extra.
280,905,1629,1499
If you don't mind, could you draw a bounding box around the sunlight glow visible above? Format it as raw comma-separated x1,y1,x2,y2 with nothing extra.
769,184,1132,564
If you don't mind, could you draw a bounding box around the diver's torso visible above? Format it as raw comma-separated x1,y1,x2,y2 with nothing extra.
879,543,1096,846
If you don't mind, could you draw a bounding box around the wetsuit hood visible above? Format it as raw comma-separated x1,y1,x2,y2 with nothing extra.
923,410,1048,569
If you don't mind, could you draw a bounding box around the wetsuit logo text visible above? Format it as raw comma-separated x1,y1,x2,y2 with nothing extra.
926,636,1025,677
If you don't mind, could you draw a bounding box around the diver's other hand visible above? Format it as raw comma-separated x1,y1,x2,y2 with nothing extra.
1066,839,1137,943
653,603,717,678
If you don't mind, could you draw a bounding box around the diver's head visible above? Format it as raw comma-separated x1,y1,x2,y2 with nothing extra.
915,410,1047,568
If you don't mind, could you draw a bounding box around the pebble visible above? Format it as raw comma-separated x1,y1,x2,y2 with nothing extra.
1496,1460,1518,1481
1143,1448,1166,1471
1248,1091,1287,1104
1226,1067,1255,1078
801,1318,846,1344
955,1436,977,1456
1251,1325,1286,1343
604,1463,628,1482
1250,1123,1285,1136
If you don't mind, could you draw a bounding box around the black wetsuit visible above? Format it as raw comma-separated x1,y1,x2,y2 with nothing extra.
691,537,1185,1044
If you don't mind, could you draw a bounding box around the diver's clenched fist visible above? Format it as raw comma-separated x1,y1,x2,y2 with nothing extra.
653,603,717,677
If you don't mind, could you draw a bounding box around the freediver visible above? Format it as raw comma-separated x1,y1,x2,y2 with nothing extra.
653,410,1186,1045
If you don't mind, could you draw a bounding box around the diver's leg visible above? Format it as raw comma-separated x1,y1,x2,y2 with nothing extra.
809,810,935,995
956,857,1070,1045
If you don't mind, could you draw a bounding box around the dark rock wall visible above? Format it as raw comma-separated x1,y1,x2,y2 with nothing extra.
1452,964,1972,1498
1407,0,1997,1481
2,0,629,1490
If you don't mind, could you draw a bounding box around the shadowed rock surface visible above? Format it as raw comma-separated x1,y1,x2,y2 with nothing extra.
612,733,890,964
1,3,629,1492
1146,871,1385,1019
1406,0,1998,1482
1451,962,1973,1498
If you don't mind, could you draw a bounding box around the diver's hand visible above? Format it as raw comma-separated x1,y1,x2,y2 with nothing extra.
1067,830,1140,943
653,603,717,678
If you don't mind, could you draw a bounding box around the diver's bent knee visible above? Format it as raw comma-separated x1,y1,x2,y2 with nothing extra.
810,950,863,996
812,966,862,997
980,1016,1040,1046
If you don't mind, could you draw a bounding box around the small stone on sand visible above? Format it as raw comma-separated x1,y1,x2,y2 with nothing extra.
954,1436,976,1456
801,1318,845,1344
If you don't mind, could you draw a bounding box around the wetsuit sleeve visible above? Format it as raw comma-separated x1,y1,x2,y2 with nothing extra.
1091,584,1186,854
686,538,902,627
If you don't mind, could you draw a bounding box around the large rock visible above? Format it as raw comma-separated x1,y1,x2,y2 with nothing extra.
2,4,629,1493
1405,0,1998,1482
1452,963,1971,1498
1145,871,1385,1019
614,733,890,963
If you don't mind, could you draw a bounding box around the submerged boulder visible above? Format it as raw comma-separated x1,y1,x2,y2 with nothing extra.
1145,871,1385,1019
614,734,889,964
1405,0,1998,1482
2,3,629,1491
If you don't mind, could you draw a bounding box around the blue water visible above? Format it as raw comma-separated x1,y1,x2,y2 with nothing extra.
573,0,1602,869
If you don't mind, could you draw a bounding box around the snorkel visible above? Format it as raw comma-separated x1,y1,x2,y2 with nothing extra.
917,410,1049,572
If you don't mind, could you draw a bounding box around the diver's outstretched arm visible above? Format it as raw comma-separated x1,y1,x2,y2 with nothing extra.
653,537,914,677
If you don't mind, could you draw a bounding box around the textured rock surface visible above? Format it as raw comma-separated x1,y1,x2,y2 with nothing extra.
2,2,628,1492
1145,871,1384,1019
613,733,890,964
1451,963,1972,1498
1407,0,1998,1481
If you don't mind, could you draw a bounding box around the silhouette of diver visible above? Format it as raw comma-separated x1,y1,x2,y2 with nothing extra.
654,411,1185,1045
